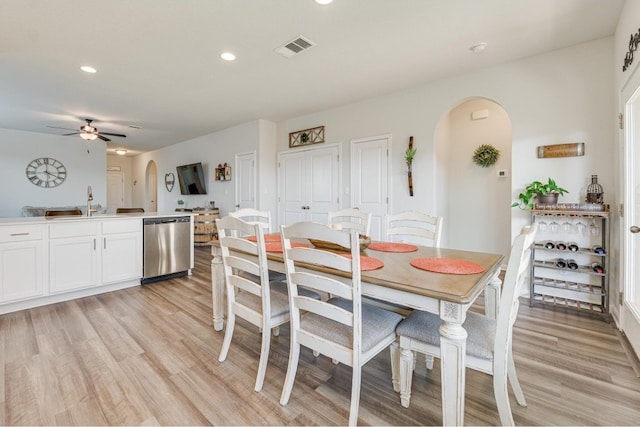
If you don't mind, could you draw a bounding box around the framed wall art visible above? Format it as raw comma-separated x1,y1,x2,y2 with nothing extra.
289,125,325,148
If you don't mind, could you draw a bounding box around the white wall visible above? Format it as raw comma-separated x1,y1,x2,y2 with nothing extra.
132,119,277,217
0,128,107,217
277,37,614,259
443,99,512,256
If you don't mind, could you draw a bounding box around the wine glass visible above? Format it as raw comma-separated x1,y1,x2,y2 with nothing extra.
561,215,573,234
589,218,600,236
550,215,560,233
575,220,587,235
538,219,548,232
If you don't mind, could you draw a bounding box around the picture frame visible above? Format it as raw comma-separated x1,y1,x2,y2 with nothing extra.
289,125,325,148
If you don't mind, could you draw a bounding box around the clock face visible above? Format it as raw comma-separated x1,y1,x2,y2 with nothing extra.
25,157,67,188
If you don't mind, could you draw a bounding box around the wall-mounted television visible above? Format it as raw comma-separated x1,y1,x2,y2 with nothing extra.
176,162,207,195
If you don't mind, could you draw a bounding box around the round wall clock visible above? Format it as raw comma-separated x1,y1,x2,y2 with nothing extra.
25,157,67,188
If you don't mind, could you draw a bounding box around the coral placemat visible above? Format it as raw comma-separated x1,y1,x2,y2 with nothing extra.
410,257,485,275
341,254,384,271
368,242,418,252
265,242,308,253
247,233,281,243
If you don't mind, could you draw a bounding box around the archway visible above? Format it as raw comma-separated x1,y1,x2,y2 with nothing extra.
434,98,512,258
145,160,158,212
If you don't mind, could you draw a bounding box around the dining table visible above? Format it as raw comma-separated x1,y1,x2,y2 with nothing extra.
210,237,504,426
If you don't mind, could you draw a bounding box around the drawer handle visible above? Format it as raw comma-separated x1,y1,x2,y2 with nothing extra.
10,232,30,236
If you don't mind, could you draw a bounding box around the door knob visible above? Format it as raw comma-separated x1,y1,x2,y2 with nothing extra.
631,225,640,233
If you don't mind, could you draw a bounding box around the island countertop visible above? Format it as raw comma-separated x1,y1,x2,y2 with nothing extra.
0,211,195,226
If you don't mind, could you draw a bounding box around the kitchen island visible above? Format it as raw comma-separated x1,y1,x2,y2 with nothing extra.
0,212,194,315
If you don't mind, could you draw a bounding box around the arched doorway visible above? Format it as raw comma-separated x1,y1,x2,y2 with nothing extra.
434,98,512,258
145,160,158,212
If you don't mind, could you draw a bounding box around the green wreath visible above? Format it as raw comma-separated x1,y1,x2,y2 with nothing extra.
472,144,500,167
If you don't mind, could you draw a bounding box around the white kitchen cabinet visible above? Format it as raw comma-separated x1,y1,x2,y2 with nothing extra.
278,145,341,226
529,208,609,320
49,221,100,293
101,219,142,284
0,224,45,302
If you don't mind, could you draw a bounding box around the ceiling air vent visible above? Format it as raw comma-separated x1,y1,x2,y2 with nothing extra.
274,35,316,58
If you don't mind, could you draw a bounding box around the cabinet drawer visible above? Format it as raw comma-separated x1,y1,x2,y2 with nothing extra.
49,221,99,238
0,224,44,243
102,219,141,235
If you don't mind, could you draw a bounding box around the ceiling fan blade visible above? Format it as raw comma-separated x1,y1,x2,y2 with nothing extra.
97,134,111,142
47,125,78,131
100,132,127,138
63,132,80,136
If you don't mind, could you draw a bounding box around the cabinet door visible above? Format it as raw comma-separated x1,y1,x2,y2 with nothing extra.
102,233,142,284
0,241,44,302
49,236,99,293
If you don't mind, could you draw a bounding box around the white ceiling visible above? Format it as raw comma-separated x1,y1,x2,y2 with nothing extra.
0,0,624,155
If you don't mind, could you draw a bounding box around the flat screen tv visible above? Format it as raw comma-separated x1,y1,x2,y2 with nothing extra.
176,162,207,195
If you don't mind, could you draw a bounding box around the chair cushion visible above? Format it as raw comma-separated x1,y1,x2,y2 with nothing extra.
238,270,287,283
270,280,322,300
300,297,402,353
235,280,291,317
396,310,496,360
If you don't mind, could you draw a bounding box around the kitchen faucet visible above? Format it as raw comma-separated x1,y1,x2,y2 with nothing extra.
86,185,97,217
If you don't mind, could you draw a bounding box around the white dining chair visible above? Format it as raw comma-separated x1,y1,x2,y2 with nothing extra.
327,208,372,236
383,210,443,247
279,221,402,426
216,215,306,392
229,208,273,234
391,223,537,426
229,208,286,282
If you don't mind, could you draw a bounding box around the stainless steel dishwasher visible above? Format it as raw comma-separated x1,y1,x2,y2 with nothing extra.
142,216,191,284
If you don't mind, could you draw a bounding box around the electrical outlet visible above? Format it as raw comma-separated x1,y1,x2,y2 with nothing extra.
497,170,508,178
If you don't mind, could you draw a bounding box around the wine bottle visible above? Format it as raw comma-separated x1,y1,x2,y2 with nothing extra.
555,258,567,268
568,242,579,252
544,240,555,249
556,241,567,251
591,263,604,273
567,259,579,270
592,245,606,255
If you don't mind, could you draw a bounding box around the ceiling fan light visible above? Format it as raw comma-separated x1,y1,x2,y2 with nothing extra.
80,132,98,141
115,149,127,155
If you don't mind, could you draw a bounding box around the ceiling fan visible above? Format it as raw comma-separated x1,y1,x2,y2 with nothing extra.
48,119,127,142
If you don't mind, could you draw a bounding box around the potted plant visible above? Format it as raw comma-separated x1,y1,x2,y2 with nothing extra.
512,178,568,209
177,199,185,209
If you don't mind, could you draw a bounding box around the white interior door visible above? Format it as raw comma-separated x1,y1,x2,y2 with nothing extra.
106,172,124,214
351,135,389,240
236,151,256,210
622,66,640,357
278,145,340,226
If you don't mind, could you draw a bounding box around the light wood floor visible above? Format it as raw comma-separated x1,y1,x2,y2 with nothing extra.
0,247,638,425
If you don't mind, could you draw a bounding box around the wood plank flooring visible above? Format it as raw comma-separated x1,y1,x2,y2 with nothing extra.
0,246,638,425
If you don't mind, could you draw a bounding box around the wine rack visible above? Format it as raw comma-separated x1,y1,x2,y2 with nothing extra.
529,209,609,321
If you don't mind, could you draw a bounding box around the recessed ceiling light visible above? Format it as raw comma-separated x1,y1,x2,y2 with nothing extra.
469,42,487,53
115,149,127,155
220,52,236,61
314,0,333,4
80,65,97,73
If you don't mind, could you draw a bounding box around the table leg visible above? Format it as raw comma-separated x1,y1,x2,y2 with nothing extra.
484,271,502,320
439,301,467,427
210,245,225,331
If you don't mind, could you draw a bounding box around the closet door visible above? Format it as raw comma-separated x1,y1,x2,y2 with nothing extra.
235,151,256,210
278,145,340,226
